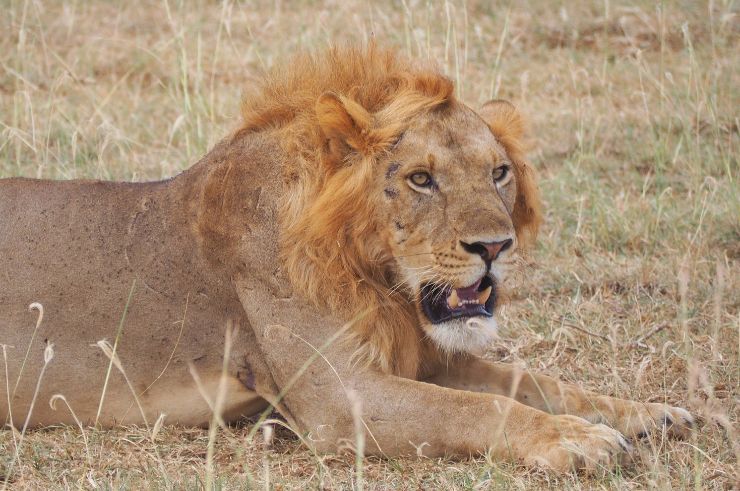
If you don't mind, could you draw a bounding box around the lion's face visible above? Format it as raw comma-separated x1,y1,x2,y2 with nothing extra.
376,103,518,354
302,88,539,367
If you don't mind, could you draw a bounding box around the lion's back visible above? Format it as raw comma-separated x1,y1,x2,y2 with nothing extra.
0,178,164,300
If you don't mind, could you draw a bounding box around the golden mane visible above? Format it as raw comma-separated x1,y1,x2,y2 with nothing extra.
234,45,539,378
239,44,452,135
236,45,455,377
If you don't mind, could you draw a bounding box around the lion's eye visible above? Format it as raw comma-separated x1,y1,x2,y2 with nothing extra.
492,165,510,183
408,171,433,188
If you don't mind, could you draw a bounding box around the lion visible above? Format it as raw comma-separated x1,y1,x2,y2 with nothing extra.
0,45,692,472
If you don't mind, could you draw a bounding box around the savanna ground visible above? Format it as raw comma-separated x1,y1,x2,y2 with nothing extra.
0,0,738,489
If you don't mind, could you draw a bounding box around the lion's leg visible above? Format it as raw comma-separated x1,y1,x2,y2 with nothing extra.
427,357,694,439
235,282,630,472
250,324,632,472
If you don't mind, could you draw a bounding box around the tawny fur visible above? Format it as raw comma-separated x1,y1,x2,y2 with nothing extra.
0,45,692,473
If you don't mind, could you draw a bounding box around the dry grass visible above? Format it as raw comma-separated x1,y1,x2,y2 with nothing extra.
1,0,738,489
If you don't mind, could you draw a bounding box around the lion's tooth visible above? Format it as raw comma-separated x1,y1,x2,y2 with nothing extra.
447,289,460,309
478,286,492,305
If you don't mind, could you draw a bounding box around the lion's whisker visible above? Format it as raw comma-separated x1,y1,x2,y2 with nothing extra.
394,252,435,259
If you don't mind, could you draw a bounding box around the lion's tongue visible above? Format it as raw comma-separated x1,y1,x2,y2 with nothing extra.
446,279,486,309
456,279,482,300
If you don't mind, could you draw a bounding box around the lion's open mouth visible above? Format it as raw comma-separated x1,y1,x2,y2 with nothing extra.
420,276,495,324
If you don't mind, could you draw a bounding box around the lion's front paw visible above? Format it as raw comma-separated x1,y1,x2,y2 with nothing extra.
618,403,695,440
525,415,632,473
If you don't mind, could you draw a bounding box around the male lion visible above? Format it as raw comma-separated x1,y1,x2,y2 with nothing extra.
0,45,692,471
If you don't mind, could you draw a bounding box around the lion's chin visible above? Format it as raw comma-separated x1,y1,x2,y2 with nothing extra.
423,315,499,355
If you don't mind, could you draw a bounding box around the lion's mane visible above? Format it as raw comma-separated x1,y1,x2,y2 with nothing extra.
233,45,541,377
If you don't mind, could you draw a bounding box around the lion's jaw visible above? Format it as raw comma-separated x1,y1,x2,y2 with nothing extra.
420,273,499,354
398,257,514,355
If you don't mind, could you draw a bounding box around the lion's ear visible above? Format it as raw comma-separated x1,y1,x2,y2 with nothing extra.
316,92,373,161
479,99,542,249
479,99,525,142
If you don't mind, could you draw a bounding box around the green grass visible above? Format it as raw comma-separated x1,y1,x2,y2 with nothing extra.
1,0,738,488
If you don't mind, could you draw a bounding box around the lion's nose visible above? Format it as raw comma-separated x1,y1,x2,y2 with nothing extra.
460,238,513,262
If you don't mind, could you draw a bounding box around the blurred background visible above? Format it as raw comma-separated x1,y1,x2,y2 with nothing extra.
1,1,737,488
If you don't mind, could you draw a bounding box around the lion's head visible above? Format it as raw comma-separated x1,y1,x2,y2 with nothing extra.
239,45,542,375
368,99,540,353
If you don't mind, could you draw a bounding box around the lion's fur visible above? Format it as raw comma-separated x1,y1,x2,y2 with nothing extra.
234,45,542,376
0,45,692,467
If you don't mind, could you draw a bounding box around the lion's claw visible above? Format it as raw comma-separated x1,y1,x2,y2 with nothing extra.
616,403,695,440
659,405,695,439
526,415,631,473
